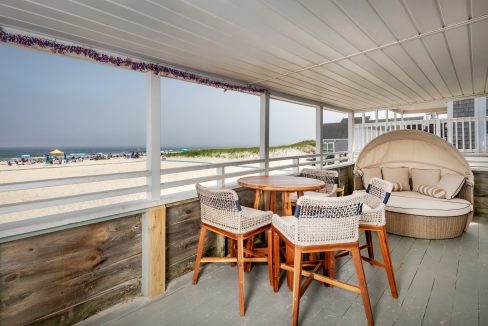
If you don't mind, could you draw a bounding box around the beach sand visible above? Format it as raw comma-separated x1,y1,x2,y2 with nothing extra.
0,150,312,223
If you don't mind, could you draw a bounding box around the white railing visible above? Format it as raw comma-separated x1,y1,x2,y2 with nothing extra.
0,152,354,229
354,116,488,154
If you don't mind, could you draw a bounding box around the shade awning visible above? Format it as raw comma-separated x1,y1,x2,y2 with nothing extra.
49,149,64,155
354,130,474,184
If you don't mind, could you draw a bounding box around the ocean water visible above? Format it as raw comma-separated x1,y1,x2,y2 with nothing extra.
0,146,196,160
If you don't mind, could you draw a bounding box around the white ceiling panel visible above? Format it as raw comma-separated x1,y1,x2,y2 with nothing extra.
471,19,488,93
444,27,473,95
368,0,418,39
402,0,442,32
0,0,486,112
438,0,469,25
422,33,463,96
398,40,452,97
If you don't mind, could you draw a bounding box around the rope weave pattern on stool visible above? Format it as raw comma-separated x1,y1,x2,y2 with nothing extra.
301,168,339,194
272,194,363,246
196,183,272,234
361,177,393,226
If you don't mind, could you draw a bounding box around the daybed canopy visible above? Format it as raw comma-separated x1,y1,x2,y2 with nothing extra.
355,130,474,184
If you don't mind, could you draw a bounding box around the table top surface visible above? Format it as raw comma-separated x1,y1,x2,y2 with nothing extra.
237,175,325,191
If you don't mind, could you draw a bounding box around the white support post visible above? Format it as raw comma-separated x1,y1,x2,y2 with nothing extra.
385,109,389,131
361,112,366,149
435,119,441,137
146,72,161,201
348,111,355,162
394,112,397,130
316,106,324,168
260,93,270,175
375,110,379,137
216,167,225,187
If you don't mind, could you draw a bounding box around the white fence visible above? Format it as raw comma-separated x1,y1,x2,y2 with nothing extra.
354,116,488,154
0,152,353,231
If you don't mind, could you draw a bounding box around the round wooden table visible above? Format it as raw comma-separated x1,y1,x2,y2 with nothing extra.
237,175,325,216
237,175,326,289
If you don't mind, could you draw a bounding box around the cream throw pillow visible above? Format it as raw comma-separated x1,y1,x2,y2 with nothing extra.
418,184,447,199
435,174,465,199
362,167,382,187
392,182,403,192
382,167,410,191
411,168,441,191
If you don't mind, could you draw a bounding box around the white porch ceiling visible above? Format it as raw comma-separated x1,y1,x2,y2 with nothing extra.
0,0,487,112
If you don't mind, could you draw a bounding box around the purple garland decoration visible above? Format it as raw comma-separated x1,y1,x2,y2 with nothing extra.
0,28,267,95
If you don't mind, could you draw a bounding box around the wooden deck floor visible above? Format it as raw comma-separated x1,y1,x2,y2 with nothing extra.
79,216,488,326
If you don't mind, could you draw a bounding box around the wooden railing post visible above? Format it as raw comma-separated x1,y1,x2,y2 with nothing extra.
142,205,166,298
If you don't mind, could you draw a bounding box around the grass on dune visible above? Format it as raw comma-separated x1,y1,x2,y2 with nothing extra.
166,140,316,158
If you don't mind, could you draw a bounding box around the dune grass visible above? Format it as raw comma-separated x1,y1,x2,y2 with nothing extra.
166,140,316,158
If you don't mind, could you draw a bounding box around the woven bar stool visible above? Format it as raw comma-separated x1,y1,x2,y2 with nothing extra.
291,168,338,203
193,184,273,316
272,194,373,326
358,177,398,298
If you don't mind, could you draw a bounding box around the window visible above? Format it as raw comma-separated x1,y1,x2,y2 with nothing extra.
160,78,260,193
0,44,146,223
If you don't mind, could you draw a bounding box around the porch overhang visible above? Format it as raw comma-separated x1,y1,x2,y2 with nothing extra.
0,0,487,112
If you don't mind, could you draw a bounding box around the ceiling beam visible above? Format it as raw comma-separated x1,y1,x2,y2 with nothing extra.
268,89,352,113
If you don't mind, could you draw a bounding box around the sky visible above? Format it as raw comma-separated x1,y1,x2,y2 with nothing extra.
0,44,345,149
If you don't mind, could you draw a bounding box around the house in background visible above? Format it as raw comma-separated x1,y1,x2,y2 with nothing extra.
447,96,488,149
323,116,424,152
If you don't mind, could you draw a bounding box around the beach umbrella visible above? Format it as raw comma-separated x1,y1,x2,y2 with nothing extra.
49,149,64,155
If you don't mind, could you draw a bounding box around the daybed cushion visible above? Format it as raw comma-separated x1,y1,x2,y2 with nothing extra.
355,190,472,217
382,167,410,191
362,167,382,186
411,168,441,191
436,174,466,199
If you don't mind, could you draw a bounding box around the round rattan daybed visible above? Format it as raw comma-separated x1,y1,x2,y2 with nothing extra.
354,130,474,239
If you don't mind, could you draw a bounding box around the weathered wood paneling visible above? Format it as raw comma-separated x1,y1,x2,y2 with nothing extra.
474,170,488,216
0,215,142,326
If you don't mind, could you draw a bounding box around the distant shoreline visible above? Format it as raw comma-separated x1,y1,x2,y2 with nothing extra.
0,140,316,161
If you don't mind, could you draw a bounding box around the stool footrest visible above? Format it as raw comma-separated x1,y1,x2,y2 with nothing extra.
280,263,360,294
360,256,386,268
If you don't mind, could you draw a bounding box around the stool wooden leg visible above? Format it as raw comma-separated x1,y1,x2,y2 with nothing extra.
291,247,302,326
351,245,373,326
321,252,328,286
282,192,292,216
244,190,262,272
237,236,245,316
229,239,237,267
365,230,374,263
267,228,274,287
273,229,281,292
244,236,254,272
378,226,398,298
192,225,207,285
286,242,294,290
270,191,277,212
325,251,336,287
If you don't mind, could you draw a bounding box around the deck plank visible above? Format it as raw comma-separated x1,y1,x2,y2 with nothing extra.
77,217,488,326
